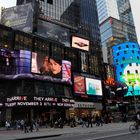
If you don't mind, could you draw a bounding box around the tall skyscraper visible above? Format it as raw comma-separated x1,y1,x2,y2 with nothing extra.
96,0,120,24
96,0,137,64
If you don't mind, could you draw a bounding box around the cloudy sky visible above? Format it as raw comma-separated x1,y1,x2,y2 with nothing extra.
0,0,140,43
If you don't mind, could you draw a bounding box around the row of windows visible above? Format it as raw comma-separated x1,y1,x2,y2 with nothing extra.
0,80,72,98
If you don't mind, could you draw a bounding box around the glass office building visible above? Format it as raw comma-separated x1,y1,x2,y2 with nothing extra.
96,0,120,24
96,0,137,64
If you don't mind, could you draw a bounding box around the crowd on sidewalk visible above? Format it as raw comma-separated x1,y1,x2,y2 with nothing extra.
3,114,117,133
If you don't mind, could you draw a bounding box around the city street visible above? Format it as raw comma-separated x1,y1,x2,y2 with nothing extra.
31,131,140,140
0,122,134,140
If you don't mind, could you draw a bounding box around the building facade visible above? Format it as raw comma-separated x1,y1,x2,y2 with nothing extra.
0,0,104,126
96,0,137,64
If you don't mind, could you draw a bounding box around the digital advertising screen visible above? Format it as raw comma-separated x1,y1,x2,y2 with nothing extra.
37,20,70,47
1,3,33,33
74,76,86,94
62,60,71,82
72,36,89,51
0,48,16,75
15,50,31,74
85,78,102,96
113,42,140,97
31,52,62,79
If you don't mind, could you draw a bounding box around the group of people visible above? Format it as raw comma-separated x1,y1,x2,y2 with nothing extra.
5,119,40,133
69,114,104,128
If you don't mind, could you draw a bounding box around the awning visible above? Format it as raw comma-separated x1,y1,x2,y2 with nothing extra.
114,81,128,95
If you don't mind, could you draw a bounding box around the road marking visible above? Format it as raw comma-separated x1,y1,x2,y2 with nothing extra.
85,132,130,140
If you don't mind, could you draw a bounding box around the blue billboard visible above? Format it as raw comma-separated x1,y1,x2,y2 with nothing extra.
113,42,140,96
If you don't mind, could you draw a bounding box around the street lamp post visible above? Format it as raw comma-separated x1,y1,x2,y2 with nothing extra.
131,84,137,113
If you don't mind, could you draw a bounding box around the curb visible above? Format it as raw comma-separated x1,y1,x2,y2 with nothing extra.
15,134,62,140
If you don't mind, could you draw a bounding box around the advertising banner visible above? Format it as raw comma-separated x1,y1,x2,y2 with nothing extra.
37,20,70,47
74,76,86,94
1,3,33,33
31,52,62,79
85,78,102,96
72,36,89,51
62,60,71,82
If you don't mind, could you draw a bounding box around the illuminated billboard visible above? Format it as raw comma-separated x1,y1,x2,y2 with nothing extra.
1,3,33,33
62,60,71,82
0,49,31,75
0,48,16,75
85,78,102,96
113,42,140,96
37,20,70,47
72,36,89,51
31,52,62,79
74,76,86,94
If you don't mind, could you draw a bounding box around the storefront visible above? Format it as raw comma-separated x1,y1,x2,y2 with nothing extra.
69,101,102,118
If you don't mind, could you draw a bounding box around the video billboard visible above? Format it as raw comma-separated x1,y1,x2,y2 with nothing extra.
62,60,71,82
72,36,89,51
31,52,62,79
74,76,86,94
0,48,16,75
15,50,31,74
0,49,31,75
1,3,33,33
37,20,70,47
85,78,102,96
113,42,140,96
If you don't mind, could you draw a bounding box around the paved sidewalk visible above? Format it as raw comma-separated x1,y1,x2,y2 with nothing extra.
0,122,132,140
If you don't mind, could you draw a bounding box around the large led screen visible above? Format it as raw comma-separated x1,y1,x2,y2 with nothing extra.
62,60,71,82
0,49,31,75
72,36,89,51
85,78,102,96
1,3,33,33
113,42,140,97
31,52,62,79
0,48,16,75
74,76,86,94
15,50,31,74
37,20,70,47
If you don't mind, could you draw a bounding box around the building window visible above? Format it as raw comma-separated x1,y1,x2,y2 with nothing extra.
120,72,122,75
122,57,125,60
47,0,53,4
137,56,140,60
129,63,132,66
116,59,118,62
126,45,129,48
132,50,134,53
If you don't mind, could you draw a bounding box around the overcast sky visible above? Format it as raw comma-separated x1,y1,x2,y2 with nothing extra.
0,0,140,43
